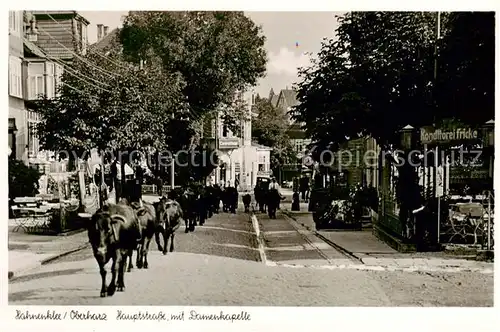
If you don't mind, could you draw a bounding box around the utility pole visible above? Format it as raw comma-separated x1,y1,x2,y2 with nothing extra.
171,153,176,189
434,11,442,244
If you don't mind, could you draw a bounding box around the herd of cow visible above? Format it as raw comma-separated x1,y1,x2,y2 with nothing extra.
87,184,240,298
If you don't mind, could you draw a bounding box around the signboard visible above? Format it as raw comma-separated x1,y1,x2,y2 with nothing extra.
218,138,240,150
450,168,490,182
257,170,272,176
420,127,479,144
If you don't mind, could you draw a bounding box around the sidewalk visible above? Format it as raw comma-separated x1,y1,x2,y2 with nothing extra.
8,220,90,280
282,211,493,271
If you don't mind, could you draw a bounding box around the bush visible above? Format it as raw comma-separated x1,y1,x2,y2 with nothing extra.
8,159,42,199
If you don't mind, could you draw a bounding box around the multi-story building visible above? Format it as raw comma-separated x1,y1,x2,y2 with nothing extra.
9,11,26,162
8,11,89,173
202,90,272,190
269,87,312,157
31,11,90,60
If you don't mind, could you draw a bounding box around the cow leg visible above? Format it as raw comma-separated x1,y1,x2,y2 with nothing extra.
162,229,169,255
189,218,196,232
127,250,133,272
142,236,152,269
155,225,164,252
184,218,189,233
98,263,107,297
169,232,175,252
136,240,143,269
116,250,126,292
107,252,118,296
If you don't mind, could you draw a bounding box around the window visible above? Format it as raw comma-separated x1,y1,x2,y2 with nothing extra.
259,155,266,163
46,62,55,99
28,62,45,99
222,123,228,137
258,164,264,172
9,11,22,36
55,63,64,95
9,56,22,98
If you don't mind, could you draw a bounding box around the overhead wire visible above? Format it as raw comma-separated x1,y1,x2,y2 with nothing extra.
37,25,119,79
38,13,210,123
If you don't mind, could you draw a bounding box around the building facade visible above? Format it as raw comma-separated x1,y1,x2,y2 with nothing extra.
8,11,89,174
9,11,26,162
204,90,272,190
269,87,312,157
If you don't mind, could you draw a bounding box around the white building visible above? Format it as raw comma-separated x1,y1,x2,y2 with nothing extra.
208,90,272,191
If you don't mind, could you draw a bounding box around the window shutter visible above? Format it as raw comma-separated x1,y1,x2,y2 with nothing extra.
46,62,55,99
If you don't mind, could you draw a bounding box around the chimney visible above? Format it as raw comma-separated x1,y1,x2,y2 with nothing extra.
97,24,103,41
103,25,109,36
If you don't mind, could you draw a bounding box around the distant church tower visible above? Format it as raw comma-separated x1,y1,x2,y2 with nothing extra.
268,88,275,101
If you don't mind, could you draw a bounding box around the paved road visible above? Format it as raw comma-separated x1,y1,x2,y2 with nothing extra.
8,203,493,306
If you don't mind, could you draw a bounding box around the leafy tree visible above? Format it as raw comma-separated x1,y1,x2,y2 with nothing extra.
120,11,267,125
294,11,494,150
9,159,42,199
30,46,185,160
252,97,296,173
437,12,495,125
29,36,186,199
293,12,494,236
294,12,440,150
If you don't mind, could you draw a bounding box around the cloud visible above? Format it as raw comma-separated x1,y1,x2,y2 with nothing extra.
267,47,312,77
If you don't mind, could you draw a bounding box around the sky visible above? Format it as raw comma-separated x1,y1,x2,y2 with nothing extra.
80,11,341,97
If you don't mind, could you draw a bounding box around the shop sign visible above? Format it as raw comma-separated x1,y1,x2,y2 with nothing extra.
420,127,479,144
218,138,240,149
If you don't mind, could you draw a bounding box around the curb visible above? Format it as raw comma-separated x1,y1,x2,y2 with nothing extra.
282,211,363,263
250,213,268,265
8,243,90,281
41,243,90,265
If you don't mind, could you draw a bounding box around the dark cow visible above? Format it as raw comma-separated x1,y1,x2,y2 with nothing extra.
154,196,183,254
212,184,222,213
178,188,198,232
267,189,281,219
130,200,156,270
223,186,238,213
254,181,269,213
88,204,141,297
242,194,252,213
118,198,156,271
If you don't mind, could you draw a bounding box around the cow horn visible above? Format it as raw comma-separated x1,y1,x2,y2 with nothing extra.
110,214,127,224
136,207,147,216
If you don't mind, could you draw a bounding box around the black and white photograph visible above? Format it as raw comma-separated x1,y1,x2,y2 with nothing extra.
6,4,495,316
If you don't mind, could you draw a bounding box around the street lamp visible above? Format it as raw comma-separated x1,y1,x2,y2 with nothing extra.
482,119,494,251
400,124,415,150
482,119,494,178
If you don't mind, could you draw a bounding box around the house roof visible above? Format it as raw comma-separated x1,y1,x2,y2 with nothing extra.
91,28,120,51
24,37,47,58
251,142,272,150
270,94,279,107
281,89,298,108
32,11,90,25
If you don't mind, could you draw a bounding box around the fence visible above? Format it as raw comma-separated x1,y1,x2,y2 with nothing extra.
141,185,182,195
439,193,494,250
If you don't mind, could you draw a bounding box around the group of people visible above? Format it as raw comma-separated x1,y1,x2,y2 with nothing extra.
254,177,283,219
